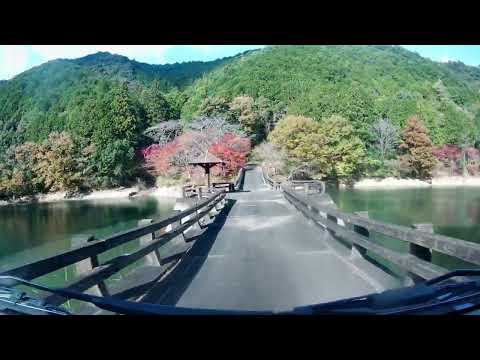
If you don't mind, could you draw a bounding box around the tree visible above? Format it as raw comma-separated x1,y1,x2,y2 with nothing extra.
141,80,172,125
298,115,366,180
164,88,187,120
197,96,232,119
399,115,437,179
432,145,462,175
251,141,289,175
34,132,81,192
268,114,365,181
371,118,398,165
186,116,245,154
143,140,180,177
92,83,145,186
142,117,250,181
229,96,263,138
143,120,182,146
267,115,320,159
209,133,251,177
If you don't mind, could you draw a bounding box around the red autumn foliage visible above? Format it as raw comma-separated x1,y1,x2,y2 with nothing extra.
209,133,251,177
432,144,480,175
432,145,462,166
142,140,179,176
142,130,251,179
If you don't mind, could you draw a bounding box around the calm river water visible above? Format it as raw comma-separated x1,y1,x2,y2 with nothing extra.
329,186,480,273
0,196,175,307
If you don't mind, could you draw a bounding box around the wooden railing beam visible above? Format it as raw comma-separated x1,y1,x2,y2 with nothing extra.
282,184,480,267
1,192,224,280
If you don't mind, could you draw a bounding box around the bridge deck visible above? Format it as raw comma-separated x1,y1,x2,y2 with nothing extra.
141,166,399,312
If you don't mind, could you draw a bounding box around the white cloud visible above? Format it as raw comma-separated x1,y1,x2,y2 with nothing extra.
0,46,31,80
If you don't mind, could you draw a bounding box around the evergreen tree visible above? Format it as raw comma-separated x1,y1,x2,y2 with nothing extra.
399,116,437,179
92,83,144,186
141,80,172,125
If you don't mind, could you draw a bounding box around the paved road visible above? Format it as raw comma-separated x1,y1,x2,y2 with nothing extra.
143,166,397,312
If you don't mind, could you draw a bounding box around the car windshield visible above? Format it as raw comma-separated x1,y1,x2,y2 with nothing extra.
1,45,480,316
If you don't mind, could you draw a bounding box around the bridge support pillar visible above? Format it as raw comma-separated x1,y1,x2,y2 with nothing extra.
138,219,162,266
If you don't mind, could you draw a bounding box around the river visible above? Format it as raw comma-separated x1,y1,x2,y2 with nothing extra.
0,196,175,310
329,186,480,274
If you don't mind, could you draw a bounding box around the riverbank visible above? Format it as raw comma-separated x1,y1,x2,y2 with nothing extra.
0,185,183,207
346,176,480,190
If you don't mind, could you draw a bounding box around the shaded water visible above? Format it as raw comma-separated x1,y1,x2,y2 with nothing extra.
0,196,175,311
328,186,480,274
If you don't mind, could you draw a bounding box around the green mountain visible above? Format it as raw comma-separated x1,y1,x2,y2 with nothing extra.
0,51,236,153
181,45,480,145
1,45,480,196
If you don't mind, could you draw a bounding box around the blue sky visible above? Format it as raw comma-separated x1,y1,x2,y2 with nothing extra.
0,45,479,81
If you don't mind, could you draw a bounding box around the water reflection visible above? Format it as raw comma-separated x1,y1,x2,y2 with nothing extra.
0,196,175,270
329,186,480,272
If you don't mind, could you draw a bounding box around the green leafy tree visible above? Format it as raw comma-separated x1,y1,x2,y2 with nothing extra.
230,96,256,132
297,115,366,180
197,96,232,119
399,115,437,179
34,132,81,192
164,88,188,120
92,83,145,186
268,114,365,181
267,115,319,160
141,80,172,125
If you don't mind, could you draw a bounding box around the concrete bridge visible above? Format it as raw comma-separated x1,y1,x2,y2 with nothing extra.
140,165,399,311
2,165,480,315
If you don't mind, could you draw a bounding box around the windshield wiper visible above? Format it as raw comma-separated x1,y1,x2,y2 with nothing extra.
294,269,480,315
2,270,480,315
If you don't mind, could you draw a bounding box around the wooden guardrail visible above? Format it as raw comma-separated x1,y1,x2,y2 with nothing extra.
282,183,480,284
0,191,227,307
288,180,325,195
213,182,235,192
233,167,245,191
182,184,198,198
182,167,245,199
262,167,281,190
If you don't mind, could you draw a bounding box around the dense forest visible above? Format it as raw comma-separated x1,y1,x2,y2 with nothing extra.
1,45,480,199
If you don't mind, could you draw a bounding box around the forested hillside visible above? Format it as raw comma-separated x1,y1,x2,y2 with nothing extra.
0,51,238,153
182,45,480,146
1,45,480,199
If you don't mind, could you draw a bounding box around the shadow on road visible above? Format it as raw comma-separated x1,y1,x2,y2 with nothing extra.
139,198,236,306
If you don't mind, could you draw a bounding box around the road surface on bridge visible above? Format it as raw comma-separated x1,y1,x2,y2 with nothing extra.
142,166,399,312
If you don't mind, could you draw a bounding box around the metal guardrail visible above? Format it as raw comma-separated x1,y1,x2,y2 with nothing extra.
281,183,480,284
0,191,227,307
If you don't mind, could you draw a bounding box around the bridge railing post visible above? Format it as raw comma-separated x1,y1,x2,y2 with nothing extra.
351,211,369,258
138,219,161,266
406,223,434,285
72,234,110,297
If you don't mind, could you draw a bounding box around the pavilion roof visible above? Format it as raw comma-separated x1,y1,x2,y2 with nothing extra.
188,152,224,165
